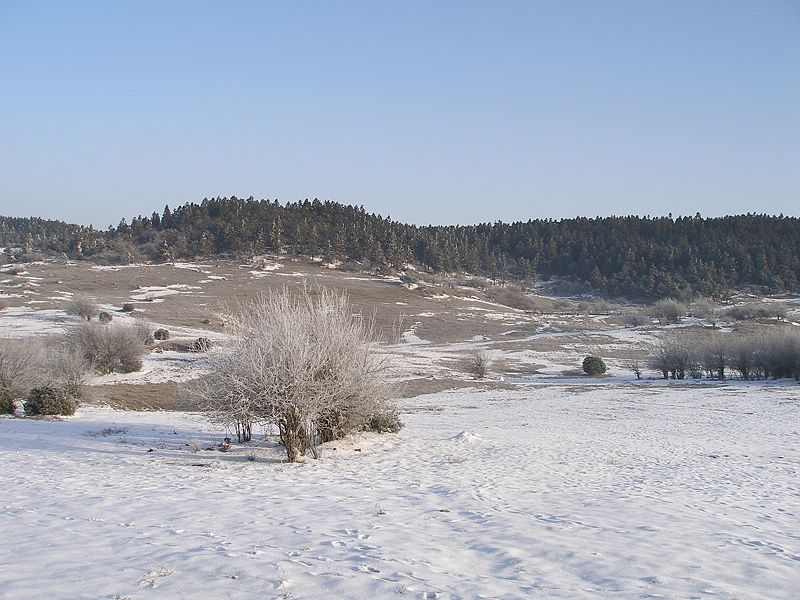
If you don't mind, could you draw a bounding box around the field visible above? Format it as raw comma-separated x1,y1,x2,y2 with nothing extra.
1,258,799,599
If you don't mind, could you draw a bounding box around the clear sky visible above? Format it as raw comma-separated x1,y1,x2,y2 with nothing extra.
1,1,798,228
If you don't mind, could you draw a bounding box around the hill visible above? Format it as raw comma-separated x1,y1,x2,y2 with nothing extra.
2,197,799,300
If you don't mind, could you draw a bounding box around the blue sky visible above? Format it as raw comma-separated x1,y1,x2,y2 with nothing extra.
1,1,798,227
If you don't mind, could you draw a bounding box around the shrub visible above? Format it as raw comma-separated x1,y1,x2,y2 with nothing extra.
0,337,49,407
25,386,77,416
98,311,113,324
623,310,648,327
648,333,696,379
193,337,212,352
121,303,135,313
68,322,147,374
133,320,155,346
154,328,170,341
467,349,490,379
691,297,719,327
365,407,404,433
582,355,607,375
48,344,91,400
186,287,396,461
65,297,99,321
651,299,686,324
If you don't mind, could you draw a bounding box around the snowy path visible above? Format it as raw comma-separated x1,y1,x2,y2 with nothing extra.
1,383,798,599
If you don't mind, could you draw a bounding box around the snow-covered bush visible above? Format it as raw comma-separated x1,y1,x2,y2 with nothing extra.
582,355,607,375
25,386,77,416
66,297,100,321
68,322,147,374
187,287,396,461
154,328,170,341
468,349,491,379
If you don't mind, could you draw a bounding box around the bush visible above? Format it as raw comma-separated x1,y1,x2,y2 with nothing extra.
25,386,77,416
154,328,170,341
133,320,155,347
365,407,404,433
690,297,719,327
65,297,99,321
623,310,648,327
121,303,135,313
651,299,686,324
467,349,490,379
582,355,607,375
68,322,147,374
98,311,113,324
0,337,48,407
186,287,396,461
193,337,212,352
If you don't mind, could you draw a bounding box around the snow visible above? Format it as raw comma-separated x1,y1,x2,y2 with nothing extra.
129,284,201,301
1,383,798,599
0,306,72,336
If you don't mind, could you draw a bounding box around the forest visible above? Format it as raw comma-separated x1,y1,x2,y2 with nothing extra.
2,197,799,300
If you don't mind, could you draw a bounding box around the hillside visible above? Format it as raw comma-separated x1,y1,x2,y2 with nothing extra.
2,198,799,300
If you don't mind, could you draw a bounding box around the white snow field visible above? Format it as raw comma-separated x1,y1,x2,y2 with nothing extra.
1,382,798,599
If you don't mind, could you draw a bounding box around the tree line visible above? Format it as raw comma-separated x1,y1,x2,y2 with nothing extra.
2,197,799,300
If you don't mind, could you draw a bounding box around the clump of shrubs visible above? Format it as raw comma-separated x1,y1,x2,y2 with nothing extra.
154,328,170,341
649,327,800,380
121,303,135,313
193,337,212,352
724,303,787,322
582,355,607,375
25,386,77,416
98,311,113,324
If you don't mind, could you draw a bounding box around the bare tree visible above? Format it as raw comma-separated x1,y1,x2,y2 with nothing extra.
187,287,396,461
467,349,491,379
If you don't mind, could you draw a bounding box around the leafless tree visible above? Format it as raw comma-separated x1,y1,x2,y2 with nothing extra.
468,349,491,379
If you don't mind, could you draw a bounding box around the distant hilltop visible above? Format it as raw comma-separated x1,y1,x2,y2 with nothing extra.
2,197,799,301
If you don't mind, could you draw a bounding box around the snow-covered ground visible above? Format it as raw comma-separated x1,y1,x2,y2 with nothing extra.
1,383,798,599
